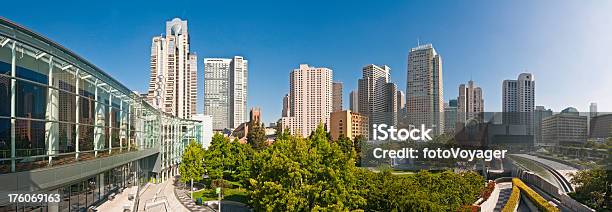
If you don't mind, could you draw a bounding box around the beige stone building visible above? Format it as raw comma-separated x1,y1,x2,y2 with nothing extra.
330,110,369,141
281,64,333,137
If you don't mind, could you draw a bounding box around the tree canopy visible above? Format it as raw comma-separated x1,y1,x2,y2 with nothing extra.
569,168,610,210
247,122,267,150
248,124,365,210
179,140,206,183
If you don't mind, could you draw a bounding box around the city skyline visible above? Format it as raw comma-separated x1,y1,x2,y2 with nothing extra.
2,0,611,124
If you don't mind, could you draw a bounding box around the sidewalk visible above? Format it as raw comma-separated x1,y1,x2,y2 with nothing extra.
97,186,138,211
138,178,190,212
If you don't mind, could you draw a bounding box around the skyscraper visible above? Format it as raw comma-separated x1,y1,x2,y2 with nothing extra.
349,90,359,112
203,56,248,130
444,99,458,134
502,73,535,134
535,106,553,145
590,102,598,118
332,82,343,112
406,44,444,135
280,64,333,137
358,64,398,133
457,80,484,123
397,90,406,113
282,93,290,117
147,18,197,119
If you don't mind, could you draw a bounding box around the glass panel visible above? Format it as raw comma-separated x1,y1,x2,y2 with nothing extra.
58,123,76,154
15,119,45,157
111,128,119,149
79,181,86,211
87,177,95,207
79,91,95,126
0,44,11,75
0,65,10,117
16,79,47,120
79,125,94,151
58,89,76,123
15,51,47,82
59,186,69,212
70,183,79,212
0,117,9,159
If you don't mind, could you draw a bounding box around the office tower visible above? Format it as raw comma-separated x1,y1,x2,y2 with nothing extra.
349,90,359,112
589,114,612,139
203,56,249,130
329,110,369,141
230,56,248,128
444,99,458,134
282,94,290,117
534,106,553,145
457,80,484,123
590,102,598,118
358,64,398,132
406,44,444,135
542,107,587,145
397,90,406,113
333,82,343,112
280,64,333,137
147,18,197,119
502,73,535,134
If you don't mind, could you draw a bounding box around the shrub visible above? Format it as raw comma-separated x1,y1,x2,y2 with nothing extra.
481,181,496,201
502,185,520,212
512,178,559,212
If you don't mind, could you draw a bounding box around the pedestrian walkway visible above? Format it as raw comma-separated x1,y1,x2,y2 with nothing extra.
137,178,190,212
97,186,138,212
493,182,513,212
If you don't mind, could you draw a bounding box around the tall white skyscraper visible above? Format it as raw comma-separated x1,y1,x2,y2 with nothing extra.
406,44,444,135
457,80,484,123
358,64,398,131
281,64,333,137
203,56,248,130
502,73,535,134
147,18,197,119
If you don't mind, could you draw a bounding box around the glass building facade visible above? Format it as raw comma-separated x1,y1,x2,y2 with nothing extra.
0,18,205,211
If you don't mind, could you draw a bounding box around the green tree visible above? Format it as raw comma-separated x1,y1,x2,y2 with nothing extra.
179,140,205,199
204,133,253,188
248,122,267,150
248,124,366,211
568,168,610,210
353,135,366,166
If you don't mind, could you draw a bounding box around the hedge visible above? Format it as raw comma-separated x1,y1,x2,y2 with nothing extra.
512,178,560,212
502,184,520,212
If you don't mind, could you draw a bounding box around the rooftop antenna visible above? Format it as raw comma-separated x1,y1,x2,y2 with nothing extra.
417,37,420,46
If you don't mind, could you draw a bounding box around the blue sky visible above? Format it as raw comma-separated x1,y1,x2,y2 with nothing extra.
2,0,611,124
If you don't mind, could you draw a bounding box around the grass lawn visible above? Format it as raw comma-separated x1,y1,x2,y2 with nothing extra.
192,188,248,204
